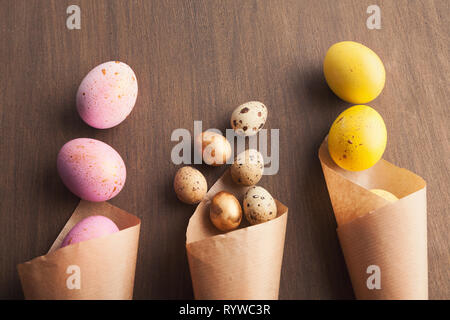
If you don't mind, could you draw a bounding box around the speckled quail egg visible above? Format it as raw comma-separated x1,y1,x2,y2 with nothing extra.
231,101,267,136
243,186,277,225
173,166,207,204
230,149,264,186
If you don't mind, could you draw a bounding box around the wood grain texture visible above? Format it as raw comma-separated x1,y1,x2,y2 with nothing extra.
0,0,448,299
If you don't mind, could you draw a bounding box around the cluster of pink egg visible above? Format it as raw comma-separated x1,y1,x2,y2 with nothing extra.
57,61,138,247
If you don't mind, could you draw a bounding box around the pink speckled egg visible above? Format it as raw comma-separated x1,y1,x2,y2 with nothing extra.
57,138,126,202
76,61,138,129
60,215,119,248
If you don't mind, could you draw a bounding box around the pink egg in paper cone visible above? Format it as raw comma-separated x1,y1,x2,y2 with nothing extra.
60,215,119,248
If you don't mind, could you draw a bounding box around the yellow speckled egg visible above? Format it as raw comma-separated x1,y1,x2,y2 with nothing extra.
328,105,387,171
324,41,385,104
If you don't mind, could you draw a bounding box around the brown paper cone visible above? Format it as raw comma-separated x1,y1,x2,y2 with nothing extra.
186,169,288,300
17,201,141,300
319,138,427,300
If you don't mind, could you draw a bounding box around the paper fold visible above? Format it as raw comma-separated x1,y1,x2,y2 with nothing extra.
319,138,428,300
186,170,288,300
17,201,141,300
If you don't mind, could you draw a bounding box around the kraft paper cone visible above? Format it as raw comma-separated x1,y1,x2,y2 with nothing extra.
17,200,141,300
186,170,288,300
319,138,427,300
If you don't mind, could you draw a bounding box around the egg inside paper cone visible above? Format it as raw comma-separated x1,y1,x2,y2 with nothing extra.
186,170,288,300
17,201,141,300
318,137,428,299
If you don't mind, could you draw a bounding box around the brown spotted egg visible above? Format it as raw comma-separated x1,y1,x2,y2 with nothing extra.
243,186,277,225
173,166,207,204
231,101,267,136
230,149,264,186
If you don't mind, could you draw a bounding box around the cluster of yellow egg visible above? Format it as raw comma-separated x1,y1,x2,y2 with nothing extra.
324,41,397,202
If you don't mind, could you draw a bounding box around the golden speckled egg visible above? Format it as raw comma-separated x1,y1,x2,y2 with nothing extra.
328,105,387,171
230,149,264,186
195,131,232,166
243,186,277,225
231,101,267,136
324,41,385,104
209,191,242,232
370,189,398,202
173,166,207,204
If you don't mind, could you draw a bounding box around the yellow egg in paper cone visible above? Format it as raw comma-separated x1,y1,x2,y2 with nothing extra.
319,137,427,300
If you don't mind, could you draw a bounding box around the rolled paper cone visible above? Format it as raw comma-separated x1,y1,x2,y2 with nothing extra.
186,170,288,300
319,137,428,300
17,201,141,300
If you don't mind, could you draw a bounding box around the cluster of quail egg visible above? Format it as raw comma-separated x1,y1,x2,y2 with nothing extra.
173,101,278,232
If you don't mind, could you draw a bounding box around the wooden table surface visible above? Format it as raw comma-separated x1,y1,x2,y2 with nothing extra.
0,0,448,299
